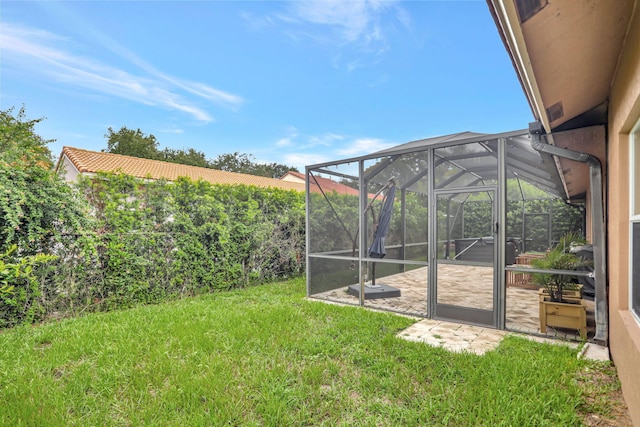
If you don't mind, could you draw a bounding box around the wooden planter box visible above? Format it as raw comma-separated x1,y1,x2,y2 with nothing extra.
539,296,587,339
538,287,583,302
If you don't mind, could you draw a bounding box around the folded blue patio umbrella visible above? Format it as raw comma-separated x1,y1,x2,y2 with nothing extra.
346,180,401,298
368,183,396,259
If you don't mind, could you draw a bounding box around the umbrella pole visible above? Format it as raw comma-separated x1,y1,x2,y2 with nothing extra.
372,262,376,286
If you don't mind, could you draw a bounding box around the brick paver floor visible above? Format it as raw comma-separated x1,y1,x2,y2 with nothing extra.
312,264,595,342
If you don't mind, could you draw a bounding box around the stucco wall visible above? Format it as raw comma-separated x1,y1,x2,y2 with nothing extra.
281,173,305,184
607,3,640,425
59,156,81,183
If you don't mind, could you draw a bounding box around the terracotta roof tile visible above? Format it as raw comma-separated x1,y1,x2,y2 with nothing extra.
60,147,307,192
283,171,361,196
283,171,307,180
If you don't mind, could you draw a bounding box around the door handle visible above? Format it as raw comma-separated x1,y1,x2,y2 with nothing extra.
494,222,499,234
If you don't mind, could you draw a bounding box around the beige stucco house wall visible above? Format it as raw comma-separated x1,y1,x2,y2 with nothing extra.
57,154,82,183
607,6,640,423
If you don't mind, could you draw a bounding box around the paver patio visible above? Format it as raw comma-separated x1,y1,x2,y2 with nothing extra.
312,264,595,342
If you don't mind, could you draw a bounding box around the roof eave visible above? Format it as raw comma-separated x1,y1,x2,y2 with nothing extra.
486,0,549,132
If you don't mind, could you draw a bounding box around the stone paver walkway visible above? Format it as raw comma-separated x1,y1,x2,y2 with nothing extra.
398,319,508,355
396,318,609,360
308,296,608,359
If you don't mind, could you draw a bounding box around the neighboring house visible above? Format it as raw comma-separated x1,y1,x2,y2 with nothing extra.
281,171,361,196
487,0,640,423
56,147,306,192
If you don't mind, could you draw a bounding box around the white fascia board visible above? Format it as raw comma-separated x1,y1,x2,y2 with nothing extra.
490,0,550,132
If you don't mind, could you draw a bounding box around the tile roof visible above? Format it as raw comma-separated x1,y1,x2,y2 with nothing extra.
284,171,361,196
59,147,307,192
282,171,307,180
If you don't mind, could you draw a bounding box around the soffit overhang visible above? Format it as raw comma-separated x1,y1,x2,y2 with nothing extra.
486,0,634,202
487,0,635,133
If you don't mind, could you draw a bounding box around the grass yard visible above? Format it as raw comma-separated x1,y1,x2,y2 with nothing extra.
0,278,627,426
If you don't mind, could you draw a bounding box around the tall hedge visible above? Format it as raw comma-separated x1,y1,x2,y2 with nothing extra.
1,107,306,327
66,173,306,313
1,170,306,326
1,107,97,327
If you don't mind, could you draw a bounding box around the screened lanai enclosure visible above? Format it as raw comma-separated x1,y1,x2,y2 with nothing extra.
306,129,600,341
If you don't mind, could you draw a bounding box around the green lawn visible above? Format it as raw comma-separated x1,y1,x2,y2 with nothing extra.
0,278,619,426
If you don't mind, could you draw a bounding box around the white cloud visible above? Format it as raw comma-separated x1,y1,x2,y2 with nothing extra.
267,0,410,71
276,137,293,147
0,22,244,122
285,1,404,45
180,82,244,111
288,1,374,44
335,137,394,156
271,127,395,172
284,153,332,171
275,126,299,147
308,132,345,147
273,127,344,150
395,6,412,31
160,128,184,134
240,11,277,32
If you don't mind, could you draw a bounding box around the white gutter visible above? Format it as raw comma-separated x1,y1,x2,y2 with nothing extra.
530,122,608,344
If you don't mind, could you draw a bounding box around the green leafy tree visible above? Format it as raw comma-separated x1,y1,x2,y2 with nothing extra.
105,127,297,177
0,107,53,165
210,152,297,178
251,161,298,179
210,152,253,173
104,126,210,168
160,147,209,168
104,126,160,159
0,107,95,255
0,107,97,326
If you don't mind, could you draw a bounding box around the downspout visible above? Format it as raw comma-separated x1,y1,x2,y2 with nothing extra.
529,122,608,344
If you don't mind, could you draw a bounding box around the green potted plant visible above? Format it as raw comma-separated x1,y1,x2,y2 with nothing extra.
530,232,591,338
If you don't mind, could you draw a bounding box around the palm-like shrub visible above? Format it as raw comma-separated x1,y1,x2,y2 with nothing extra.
530,232,590,302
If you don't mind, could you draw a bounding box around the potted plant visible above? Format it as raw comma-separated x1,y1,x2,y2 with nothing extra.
530,232,591,338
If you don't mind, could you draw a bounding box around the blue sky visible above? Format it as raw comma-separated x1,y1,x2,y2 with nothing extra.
0,1,533,172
